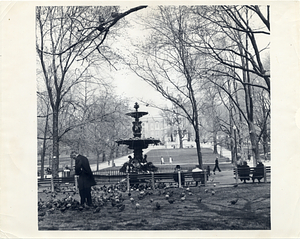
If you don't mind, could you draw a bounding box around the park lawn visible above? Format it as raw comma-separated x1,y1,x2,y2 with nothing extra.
146,147,231,170
40,147,232,173
100,147,234,173
38,182,270,230
145,147,225,165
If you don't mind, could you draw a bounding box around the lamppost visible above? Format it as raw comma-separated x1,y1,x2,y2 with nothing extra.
233,125,238,184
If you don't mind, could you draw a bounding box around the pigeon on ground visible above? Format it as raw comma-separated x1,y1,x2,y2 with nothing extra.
135,203,140,212
93,207,101,213
78,206,84,211
197,198,202,203
138,194,144,200
230,199,238,205
118,204,125,212
111,200,116,207
168,198,175,204
38,211,46,217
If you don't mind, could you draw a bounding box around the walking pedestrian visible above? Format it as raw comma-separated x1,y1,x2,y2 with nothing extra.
160,156,164,164
70,151,96,207
169,157,173,164
212,157,221,174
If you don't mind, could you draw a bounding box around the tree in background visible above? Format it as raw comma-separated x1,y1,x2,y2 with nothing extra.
126,6,207,168
36,5,147,177
161,104,192,148
190,5,270,165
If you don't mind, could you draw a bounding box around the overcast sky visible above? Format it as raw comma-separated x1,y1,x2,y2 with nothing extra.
110,6,169,116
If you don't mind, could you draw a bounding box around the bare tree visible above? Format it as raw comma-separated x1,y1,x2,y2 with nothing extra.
192,5,270,93
161,105,190,148
190,5,270,165
36,5,147,177
127,6,206,168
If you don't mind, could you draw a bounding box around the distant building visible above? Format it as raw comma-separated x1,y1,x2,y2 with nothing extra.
141,115,195,148
141,115,167,142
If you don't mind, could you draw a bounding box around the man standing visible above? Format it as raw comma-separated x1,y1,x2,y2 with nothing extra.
70,151,96,207
212,157,221,174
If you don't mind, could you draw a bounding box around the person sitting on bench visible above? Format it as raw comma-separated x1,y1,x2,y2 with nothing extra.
173,165,185,186
238,161,251,183
252,161,265,183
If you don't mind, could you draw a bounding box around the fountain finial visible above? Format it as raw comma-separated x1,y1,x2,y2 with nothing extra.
134,102,139,111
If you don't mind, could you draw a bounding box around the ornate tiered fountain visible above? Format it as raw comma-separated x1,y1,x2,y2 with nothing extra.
116,102,160,173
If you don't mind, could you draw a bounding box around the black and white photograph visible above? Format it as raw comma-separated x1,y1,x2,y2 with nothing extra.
1,1,300,238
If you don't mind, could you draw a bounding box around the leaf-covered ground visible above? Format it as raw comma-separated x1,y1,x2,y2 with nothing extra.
38,182,270,230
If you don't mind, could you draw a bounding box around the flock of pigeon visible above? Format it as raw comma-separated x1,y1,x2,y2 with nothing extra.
38,182,240,218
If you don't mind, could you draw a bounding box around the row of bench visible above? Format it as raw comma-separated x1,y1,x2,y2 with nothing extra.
38,171,206,190
38,166,271,192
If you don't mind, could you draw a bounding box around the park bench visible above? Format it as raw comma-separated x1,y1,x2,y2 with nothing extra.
38,176,76,192
183,171,206,186
93,174,126,184
233,166,271,183
38,176,75,186
128,171,207,188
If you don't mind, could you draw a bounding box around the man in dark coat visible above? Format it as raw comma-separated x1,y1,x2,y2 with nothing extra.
212,157,221,174
70,151,96,207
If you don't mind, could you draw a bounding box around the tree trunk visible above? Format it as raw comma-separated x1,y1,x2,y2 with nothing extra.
40,111,49,180
102,151,106,162
249,122,259,165
213,132,218,154
40,149,45,180
178,128,183,149
230,137,235,164
96,151,100,171
261,98,270,158
262,130,269,159
194,125,203,169
52,110,59,178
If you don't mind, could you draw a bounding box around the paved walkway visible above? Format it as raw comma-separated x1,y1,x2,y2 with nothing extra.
207,170,236,186
90,147,155,171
